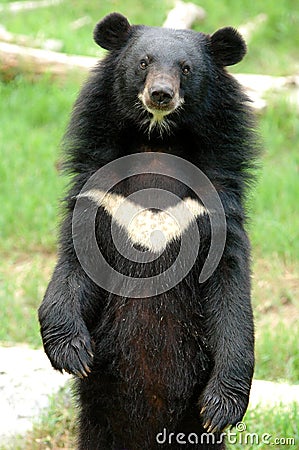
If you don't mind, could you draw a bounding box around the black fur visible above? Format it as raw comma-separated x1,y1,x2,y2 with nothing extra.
38,13,259,450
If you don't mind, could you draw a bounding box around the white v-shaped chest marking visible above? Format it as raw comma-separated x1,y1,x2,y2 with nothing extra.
78,189,206,252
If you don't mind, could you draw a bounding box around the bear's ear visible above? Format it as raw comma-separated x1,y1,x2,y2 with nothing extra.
93,13,131,51
210,27,246,66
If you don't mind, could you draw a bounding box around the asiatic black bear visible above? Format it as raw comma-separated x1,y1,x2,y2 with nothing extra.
39,13,258,449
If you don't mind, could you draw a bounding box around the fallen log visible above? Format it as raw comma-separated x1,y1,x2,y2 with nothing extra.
236,73,299,93
0,41,97,76
235,73,299,110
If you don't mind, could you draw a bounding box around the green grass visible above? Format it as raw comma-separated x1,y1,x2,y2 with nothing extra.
226,403,299,449
249,100,299,261
0,252,56,346
255,322,299,383
0,0,170,57
0,76,74,252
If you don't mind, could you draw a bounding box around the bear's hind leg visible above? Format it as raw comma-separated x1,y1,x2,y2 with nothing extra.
77,405,112,450
173,402,226,449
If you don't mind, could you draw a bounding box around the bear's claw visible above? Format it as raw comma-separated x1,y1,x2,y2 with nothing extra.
42,328,94,378
199,378,249,433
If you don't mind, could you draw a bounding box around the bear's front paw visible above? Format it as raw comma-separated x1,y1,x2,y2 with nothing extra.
42,325,94,378
199,377,250,433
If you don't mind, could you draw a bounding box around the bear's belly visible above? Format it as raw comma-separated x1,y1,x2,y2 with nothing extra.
93,291,210,409
89,295,210,448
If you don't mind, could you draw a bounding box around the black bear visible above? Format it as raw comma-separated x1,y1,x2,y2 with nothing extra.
38,12,258,450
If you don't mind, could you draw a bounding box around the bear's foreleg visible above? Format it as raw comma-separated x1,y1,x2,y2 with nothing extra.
199,218,254,433
38,256,96,377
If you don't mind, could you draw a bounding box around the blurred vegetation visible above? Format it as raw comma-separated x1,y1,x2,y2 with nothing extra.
0,0,298,73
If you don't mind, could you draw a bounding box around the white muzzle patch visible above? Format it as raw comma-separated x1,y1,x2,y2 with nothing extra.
138,92,184,136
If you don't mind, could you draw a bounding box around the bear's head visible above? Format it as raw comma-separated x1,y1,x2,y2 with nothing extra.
93,13,246,134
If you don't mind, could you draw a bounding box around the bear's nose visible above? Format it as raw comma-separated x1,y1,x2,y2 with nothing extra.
149,85,174,106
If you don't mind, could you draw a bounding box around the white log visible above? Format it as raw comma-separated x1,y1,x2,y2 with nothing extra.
234,73,299,110
235,73,299,94
250,379,299,408
0,41,96,76
163,0,206,29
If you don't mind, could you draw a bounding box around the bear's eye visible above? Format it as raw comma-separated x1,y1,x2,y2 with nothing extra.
140,59,148,70
182,65,191,75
